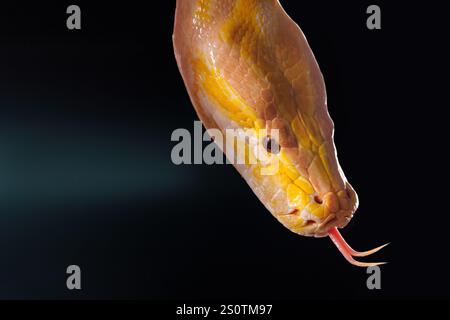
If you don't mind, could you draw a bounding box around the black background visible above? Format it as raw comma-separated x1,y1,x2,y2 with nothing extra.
0,1,447,299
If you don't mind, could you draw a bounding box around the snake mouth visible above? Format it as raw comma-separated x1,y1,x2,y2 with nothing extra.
281,182,358,238
296,210,353,238
314,212,351,238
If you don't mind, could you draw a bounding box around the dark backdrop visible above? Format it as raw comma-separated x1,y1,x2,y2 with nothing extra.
0,1,447,299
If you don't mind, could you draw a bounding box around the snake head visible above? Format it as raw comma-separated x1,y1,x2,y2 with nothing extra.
173,0,387,265
173,0,358,238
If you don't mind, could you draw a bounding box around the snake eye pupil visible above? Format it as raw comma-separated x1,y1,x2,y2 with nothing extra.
263,136,280,154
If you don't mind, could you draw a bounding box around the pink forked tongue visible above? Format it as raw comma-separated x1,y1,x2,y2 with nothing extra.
328,227,388,267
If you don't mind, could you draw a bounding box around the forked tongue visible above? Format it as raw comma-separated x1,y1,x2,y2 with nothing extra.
328,227,389,267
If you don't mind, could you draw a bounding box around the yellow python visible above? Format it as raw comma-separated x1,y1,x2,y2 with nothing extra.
173,0,387,267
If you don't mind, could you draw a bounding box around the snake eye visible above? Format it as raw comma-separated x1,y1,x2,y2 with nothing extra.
314,195,323,204
263,136,280,154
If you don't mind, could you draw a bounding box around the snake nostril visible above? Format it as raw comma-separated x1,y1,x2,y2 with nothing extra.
314,195,323,204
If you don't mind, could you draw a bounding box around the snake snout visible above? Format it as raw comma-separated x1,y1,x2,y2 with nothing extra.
280,182,359,238
312,183,359,238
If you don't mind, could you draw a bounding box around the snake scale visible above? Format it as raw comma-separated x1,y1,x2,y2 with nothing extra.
173,0,387,267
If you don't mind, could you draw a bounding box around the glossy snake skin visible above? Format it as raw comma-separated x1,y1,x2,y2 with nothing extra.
173,0,387,267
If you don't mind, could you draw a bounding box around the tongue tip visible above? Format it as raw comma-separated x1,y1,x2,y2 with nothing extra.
328,227,388,267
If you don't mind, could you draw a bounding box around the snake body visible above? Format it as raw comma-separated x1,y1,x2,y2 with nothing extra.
173,0,387,266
